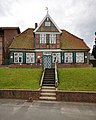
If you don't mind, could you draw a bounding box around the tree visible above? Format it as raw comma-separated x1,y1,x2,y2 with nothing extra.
92,32,96,59
92,45,96,59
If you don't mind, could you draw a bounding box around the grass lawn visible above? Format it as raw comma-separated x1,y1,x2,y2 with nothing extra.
0,68,42,90
58,68,96,91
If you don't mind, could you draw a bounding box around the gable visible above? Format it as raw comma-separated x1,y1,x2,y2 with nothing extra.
36,17,60,32
34,13,62,33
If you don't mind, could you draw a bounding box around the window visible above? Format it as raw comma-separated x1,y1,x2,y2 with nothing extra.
52,53,61,63
45,22,50,26
14,52,23,63
26,53,35,63
50,34,56,44
64,52,73,63
76,52,84,63
40,34,46,44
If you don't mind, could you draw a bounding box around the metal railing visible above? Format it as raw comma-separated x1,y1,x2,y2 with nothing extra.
40,68,45,87
55,60,58,87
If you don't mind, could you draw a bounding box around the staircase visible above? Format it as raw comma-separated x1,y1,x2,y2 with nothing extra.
42,68,55,86
40,68,56,101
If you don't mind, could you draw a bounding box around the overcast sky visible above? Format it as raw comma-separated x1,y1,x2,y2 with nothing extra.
0,0,96,51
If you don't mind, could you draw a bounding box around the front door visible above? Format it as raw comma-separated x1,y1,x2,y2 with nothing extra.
43,55,52,68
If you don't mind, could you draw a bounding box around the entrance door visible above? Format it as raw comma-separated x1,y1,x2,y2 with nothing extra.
43,55,52,68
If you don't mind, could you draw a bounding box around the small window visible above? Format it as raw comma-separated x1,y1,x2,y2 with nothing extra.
50,34,56,44
40,34,46,44
45,22,50,26
26,53,35,63
14,52,23,63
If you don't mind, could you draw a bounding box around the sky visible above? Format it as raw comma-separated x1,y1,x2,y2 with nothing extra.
0,0,96,52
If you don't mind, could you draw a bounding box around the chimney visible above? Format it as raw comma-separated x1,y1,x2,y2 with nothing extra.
35,23,38,29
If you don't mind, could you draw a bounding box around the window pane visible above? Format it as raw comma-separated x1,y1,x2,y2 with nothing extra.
40,34,46,44
52,53,61,63
76,52,84,63
50,34,56,44
64,53,73,63
26,53,35,63
14,52,23,63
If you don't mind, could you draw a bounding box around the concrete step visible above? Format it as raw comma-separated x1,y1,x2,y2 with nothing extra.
42,86,56,89
41,89,56,93
40,92,56,97
39,96,56,101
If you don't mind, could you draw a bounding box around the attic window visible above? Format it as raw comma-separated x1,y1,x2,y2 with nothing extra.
45,22,50,26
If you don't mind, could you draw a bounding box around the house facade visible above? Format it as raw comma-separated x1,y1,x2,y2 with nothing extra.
9,13,90,68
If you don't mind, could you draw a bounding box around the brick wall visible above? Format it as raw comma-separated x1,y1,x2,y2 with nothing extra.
57,63,92,68
0,89,40,100
9,64,42,68
56,91,96,103
4,29,19,59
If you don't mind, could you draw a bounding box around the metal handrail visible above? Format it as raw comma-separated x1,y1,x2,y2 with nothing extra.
55,60,58,87
40,68,45,87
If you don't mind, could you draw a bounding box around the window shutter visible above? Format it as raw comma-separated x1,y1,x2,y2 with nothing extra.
23,52,26,64
84,52,88,63
10,51,14,64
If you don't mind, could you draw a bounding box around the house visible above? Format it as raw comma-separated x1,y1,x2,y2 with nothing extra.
0,27,20,65
9,12,90,68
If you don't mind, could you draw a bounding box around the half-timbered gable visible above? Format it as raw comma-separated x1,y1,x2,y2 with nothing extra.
34,13,62,50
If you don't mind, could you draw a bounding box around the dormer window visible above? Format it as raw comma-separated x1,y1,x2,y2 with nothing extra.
50,34,56,44
40,34,46,44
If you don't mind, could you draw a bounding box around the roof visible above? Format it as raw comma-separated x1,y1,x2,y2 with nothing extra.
9,28,34,49
0,27,20,33
34,13,62,33
61,30,90,50
9,28,90,50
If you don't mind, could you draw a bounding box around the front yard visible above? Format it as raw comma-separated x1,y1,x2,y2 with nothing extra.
0,68,96,91
0,68,42,90
58,68,96,91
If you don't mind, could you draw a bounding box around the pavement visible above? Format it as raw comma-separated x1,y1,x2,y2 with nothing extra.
0,99,96,120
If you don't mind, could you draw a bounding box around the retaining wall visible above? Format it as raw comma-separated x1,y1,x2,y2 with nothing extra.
56,91,96,103
0,89,40,100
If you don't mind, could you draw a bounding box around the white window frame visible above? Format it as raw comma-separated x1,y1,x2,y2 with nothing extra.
52,53,61,63
50,34,56,44
26,53,35,63
64,52,73,63
14,52,23,63
76,52,84,63
40,34,46,44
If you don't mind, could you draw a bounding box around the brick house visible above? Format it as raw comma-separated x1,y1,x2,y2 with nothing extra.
9,12,90,68
0,27,20,65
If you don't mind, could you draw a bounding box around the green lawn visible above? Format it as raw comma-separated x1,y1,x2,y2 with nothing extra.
0,68,42,89
58,68,96,91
